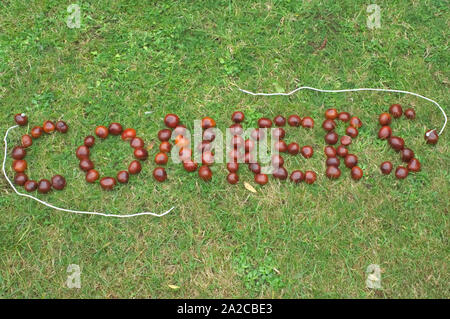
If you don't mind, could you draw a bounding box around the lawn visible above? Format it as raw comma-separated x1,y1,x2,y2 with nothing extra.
0,0,448,298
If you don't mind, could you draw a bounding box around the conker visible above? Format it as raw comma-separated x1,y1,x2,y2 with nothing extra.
378,126,392,139
244,139,255,152
338,112,350,122
43,120,56,133
164,114,180,128
389,104,402,118
55,121,69,133
250,128,265,141
407,158,421,172
324,146,336,158
326,166,341,179
301,117,314,128
134,148,148,160
325,108,338,120
24,180,38,192
227,162,239,173
198,165,212,181
325,131,339,145
79,159,94,171
128,160,142,174
108,123,123,135
183,160,198,172
155,152,168,165
273,167,288,180
424,129,438,145
51,175,66,190
31,126,43,138
272,127,285,139
274,115,286,126
229,123,243,135
21,135,33,148
248,163,261,174
201,117,216,129
76,145,90,160
326,157,340,167
231,111,245,123
301,146,313,158
400,148,414,162
287,142,300,155
117,170,129,183
100,177,116,190
231,135,244,149
14,172,28,186
336,145,348,158
351,166,363,180
130,137,145,149
346,126,358,138
344,154,358,168
271,154,284,168
38,179,52,193
322,119,336,131
227,172,239,184
349,116,362,128
340,135,352,146
95,126,109,139
84,136,95,148
258,118,272,128
179,148,192,162
202,151,214,166
395,166,408,179
254,173,268,185
12,159,27,172
158,129,172,142
380,161,393,175
388,136,405,151
14,113,28,126
121,128,136,141
159,141,172,153
197,141,212,153
379,113,391,126
175,135,190,148
203,129,216,142
404,108,416,119
85,169,100,183
290,170,304,183
274,140,288,152
12,146,26,160
153,167,167,182
304,171,316,184
287,115,301,127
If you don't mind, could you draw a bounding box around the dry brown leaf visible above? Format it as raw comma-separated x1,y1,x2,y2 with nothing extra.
168,284,180,290
244,182,257,193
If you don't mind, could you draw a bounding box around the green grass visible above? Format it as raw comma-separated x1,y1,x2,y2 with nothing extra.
0,0,448,298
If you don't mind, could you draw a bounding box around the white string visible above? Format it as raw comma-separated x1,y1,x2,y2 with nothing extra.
2,125,174,218
238,86,447,136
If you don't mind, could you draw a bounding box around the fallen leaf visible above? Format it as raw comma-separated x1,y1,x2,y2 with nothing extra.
244,182,257,193
168,284,180,290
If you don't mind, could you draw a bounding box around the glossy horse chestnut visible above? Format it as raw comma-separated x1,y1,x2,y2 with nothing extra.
155,152,168,165
38,179,52,193
130,137,144,149
274,140,288,153
344,154,358,168
14,113,28,126
395,166,408,179
175,135,190,148
304,171,316,184
198,165,212,181
95,126,109,139
301,117,314,128
388,136,405,151
51,175,66,190
336,145,348,158
164,114,180,128
203,129,216,142
322,119,336,131
79,159,94,171
326,157,340,167
271,154,284,168
76,145,90,160
273,167,288,180
248,163,261,174
201,117,216,129
349,116,362,128
290,170,304,183
231,111,245,123
202,151,214,166
158,129,172,142
12,146,26,160
108,123,123,135
324,146,336,158
389,104,402,118
326,166,341,179
229,123,243,135
227,162,239,173
404,108,416,119
244,139,255,152
43,120,56,133
325,108,338,120
84,136,95,148
274,115,286,126
128,160,142,174
380,161,393,175
379,113,391,126
179,148,192,162
258,118,272,128
407,158,421,172
340,135,352,146
100,177,116,190
14,173,28,186
324,132,339,145
12,159,27,173
117,170,129,184
400,148,414,162
227,173,239,184
378,126,392,139
254,173,268,185
231,135,244,149
424,129,438,145
159,141,172,153
338,112,350,122
250,128,265,141
301,146,313,158
272,127,285,139
85,169,100,183
121,128,136,141
345,126,358,138
31,126,43,138
287,115,301,127
55,121,69,133
183,160,198,172
24,180,38,192
351,166,363,180
134,148,148,160
21,135,33,148
287,142,300,155
153,167,167,182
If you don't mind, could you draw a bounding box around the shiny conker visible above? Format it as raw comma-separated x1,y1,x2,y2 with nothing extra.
380,161,393,175
336,145,348,158
202,151,214,165
324,146,336,158
85,169,100,183
345,126,358,138
290,170,304,183
227,172,239,184
404,108,416,119
287,142,300,155
322,119,336,131
349,116,362,128
229,123,243,135
424,129,438,145
304,171,316,184
21,135,33,148
389,104,402,118
325,108,338,120
153,167,167,182
108,123,123,135
130,137,144,149
51,175,66,190
344,154,358,168
326,166,341,179
301,117,314,128
100,177,116,190
134,148,148,160
388,136,405,151
12,146,26,160
14,113,28,126
14,172,28,186
55,121,69,133
79,159,94,171
245,139,255,152
273,167,288,180
117,170,129,183
121,128,136,141
340,135,352,146
12,159,27,172
128,160,142,174
175,135,190,148
159,141,172,153
274,140,288,152
248,163,261,174
326,157,340,167
158,129,172,142
231,111,245,123
274,115,286,126
95,126,109,139
250,128,265,141
203,129,216,142
198,165,212,181
43,120,56,133
201,117,216,129
254,173,268,185
301,146,313,158
227,162,239,173
395,166,408,179
24,180,38,192
84,136,95,148
271,154,284,167
258,118,272,128
183,160,198,172
155,152,168,165
407,158,421,172
38,179,52,193
272,127,285,139
400,148,414,162
287,115,301,127
324,131,338,145
378,126,392,139
179,148,192,162
338,112,350,122
76,145,90,160
379,113,391,126
164,114,180,128
351,166,363,180
31,126,43,138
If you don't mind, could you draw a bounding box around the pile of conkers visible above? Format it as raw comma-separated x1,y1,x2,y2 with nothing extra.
12,114,68,193
378,104,421,179
77,123,147,190
322,109,363,180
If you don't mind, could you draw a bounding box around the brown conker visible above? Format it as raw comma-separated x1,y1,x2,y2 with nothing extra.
351,166,363,180
254,173,268,185
12,159,27,173
121,128,136,141
231,111,245,123
325,108,338,120
117,170,129,184
100,177,116,190
84,136,95,148
389,104,402,118
198,165,212,181
325,131,339,145
164,114,180,128
274,115,286,126
380,161,393,175
287,115,301,127
108,123,123,135
31,126,43,139
301,146,314,158
95,126,109,139
128,160,142,174
43,120,56,133
38,179,52,193
12,146,26,160
395,166,408,179
51,175,66,190
21,135,33,148
14,113,28,126
153,167,167,182
227,172,239,184
85,169,100,183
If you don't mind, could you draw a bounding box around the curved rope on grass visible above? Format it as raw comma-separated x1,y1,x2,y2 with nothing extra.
2,125,175,218
238,86,447,136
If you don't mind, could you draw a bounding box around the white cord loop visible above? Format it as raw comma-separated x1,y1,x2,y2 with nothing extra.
2,125,174,218
238,86,447,135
